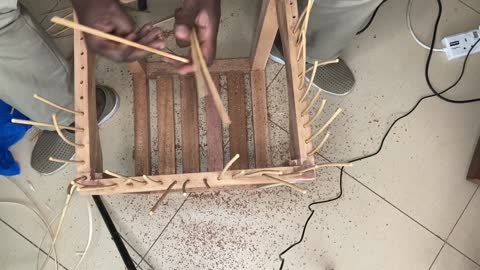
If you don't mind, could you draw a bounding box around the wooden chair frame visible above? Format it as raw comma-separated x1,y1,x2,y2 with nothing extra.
74,0,321,196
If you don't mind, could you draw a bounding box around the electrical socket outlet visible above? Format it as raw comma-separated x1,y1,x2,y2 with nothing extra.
442,27,480,60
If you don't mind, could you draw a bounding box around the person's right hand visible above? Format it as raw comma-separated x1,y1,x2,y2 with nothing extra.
71,0,165,62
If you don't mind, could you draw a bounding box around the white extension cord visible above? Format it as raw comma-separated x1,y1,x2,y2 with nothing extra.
442,28,480,60
407,0,480,60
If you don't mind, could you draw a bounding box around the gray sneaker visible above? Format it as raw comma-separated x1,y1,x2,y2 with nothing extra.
305,59,355,96
31,85,119,175
269,35,285,65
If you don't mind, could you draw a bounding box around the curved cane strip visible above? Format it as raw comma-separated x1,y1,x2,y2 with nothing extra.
233,170,246,179
303,99,326,127
305,108,342,143
264,174,307,194
182,180,190,196
49,157,85,164
11,118,83,132
149,181,177,216
298,59,339,79
104,170,147,185
307,132,330,156
143,175,163,185
244,170,283,177
203,178,211,189
34,94,83,115
218,154,240,180
301,89,322,116
40,184,76,270
300,61,319,102
52,114,84,148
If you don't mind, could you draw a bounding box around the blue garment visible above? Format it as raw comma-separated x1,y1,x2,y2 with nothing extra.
0,99,30,176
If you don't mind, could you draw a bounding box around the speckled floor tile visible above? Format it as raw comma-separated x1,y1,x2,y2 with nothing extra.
140,168,346,269
290,0,480,239
430,245,480,270
139,158,444,269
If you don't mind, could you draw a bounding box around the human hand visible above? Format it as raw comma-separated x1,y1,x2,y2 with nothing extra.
72,0,165,62
173,0,221,74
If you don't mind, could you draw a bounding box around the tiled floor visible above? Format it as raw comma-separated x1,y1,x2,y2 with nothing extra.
1,0,480,269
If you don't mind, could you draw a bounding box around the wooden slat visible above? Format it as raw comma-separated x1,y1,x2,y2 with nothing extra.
157,76,176,175
227,73,249,169
77,166,316,195
205,74,224,171
276,0,313,164
131,65,150,175
251,0,279,70
180,76,200,173
250,70,269,167
146,58,251,77
73,16,100,180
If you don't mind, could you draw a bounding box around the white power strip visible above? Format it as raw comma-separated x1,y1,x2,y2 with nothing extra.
441,27,480,60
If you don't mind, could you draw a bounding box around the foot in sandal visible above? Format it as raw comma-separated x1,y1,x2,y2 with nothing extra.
31,86,119,175
269,36,356,96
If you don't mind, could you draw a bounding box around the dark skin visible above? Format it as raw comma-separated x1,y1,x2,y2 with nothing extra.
71,0,221,74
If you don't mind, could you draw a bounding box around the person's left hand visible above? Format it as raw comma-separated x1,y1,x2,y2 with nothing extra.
170,0,221,74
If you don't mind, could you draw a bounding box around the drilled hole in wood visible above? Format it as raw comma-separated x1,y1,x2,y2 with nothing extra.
80,37,84,40
81,66,84,70
80,52,84,56
80,81,83,85
80,96,84,100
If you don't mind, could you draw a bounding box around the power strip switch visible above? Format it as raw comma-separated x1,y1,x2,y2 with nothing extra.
442,27,480,60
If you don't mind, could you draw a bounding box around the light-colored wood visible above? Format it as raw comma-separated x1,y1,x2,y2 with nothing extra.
51,16,189,63
276,0,314,164
34,94,83,115
300,61,318,102
11,118,82,132
306,108,342,144
49,157,85,164
149,181,177,216
180,76,200,173
308,131,330,156
76,166,315,195
191,30,208,98
205,74,224,171
146,58,252,77
264,174,306,194
191,31,231,126
128,60,146,74
301,88,321,116
52,113,83,147
157,76,176,175
250,70,270,167
218,154,240,180
227,73,249,169
303,99,326,127
73,15,99,180
131,62,151,176
251,0,278,70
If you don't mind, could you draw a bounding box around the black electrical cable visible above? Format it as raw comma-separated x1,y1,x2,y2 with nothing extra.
356,0,388,35
93,195,137,270
278,0,479,268
425,0,480,103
